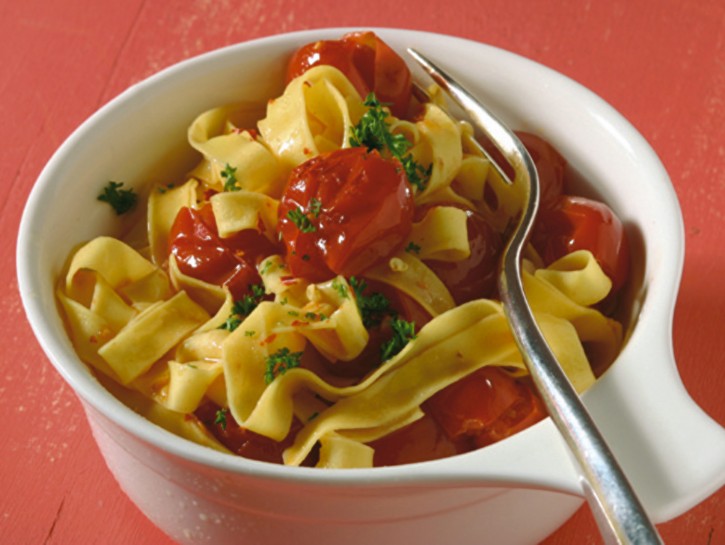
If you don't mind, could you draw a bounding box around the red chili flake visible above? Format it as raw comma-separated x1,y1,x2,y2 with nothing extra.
290,320,309,327
280,275,297,285
260,333,278,346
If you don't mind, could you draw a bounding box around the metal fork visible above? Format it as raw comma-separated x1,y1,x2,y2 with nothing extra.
407,48,664,545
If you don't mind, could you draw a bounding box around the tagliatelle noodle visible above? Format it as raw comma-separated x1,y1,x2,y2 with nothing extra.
98,291,209,384
210,190,279,241
147,179,199,266
97,372,231,453
188,104,285,197
363,251,456,317
167,255,227,315
407,205,471,262
408,103,463,201
258,65,366,170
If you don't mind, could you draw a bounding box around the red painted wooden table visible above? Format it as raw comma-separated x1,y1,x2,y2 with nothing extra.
3,1,723,543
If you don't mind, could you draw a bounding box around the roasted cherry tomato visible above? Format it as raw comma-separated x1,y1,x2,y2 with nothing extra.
517,132,566,211
287,31,412,118
195,404,318,466
482,131,566,211
169,203,278,299
418,204,503,305
425,366,546,447
368,413,462,466
531,195,630,293
278,147,414,282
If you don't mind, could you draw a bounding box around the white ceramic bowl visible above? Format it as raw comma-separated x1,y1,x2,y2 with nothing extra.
17,28,725,545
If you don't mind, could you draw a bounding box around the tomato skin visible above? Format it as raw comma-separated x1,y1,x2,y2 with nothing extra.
516,132,566,211
368,413,462,466
425,367,545,446
278,147,414,282
168,203,277,299
531,195,630,293
418,204,503,305
286,31,412,118
481,131,566,211
195,404,318,466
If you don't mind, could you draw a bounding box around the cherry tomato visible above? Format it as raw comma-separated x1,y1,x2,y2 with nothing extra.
481,131,565,211
531,195,630,293
195,404,318,466
517,132,566,211
168,203,278,299
278,147,414,282
286,31,412,118
425,367,545,446
418,204,503,305
368,413,462,466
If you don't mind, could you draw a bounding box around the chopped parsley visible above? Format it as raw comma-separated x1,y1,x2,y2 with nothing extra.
264,347,303,384
221,163,240,191
287,206,317,233
308,197,322,217
350,93,430,192
260,260,276,276
405,241,422,254
349,276,394,329
219,284,266,331
380,316,417,361
97,181,137,215
214,408,228,430
331,278,349,299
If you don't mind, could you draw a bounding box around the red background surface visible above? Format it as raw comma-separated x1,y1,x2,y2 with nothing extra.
3,0,723,543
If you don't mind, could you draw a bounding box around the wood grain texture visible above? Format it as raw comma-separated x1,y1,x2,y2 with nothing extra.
2,0,722,543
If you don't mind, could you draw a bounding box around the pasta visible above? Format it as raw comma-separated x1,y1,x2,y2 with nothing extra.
58,32,627,468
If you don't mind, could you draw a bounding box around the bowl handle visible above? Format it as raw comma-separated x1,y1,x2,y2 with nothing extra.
583,341,725,522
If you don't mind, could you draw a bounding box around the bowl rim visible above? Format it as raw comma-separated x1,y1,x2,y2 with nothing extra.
16,27,688,492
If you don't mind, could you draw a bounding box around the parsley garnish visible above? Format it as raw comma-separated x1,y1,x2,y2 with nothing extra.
331,278,349,299
405,241,422,254
97,181,137,215
220,284,265,331
380,316,417,361
350,93,430,192
221,163,240,191
309,197,322,217
260,260,276,276
214,408,228,430
349,276,393,329
264,347,303,384
287,206,317,233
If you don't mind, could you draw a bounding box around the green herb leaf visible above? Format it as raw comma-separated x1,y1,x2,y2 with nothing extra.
221,163,240,191
97,181,137,215
380,316,417,361
219,284,266,331
264,347,303,384
350,93,430,192
214,408,228,430
349,276,394,329
287,206,317,233
331,278,349,299
309,197,322,217
405,241,422,255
